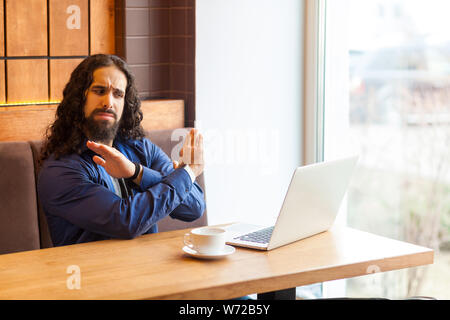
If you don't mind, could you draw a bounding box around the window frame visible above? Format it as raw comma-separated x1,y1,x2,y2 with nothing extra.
303,0,327,166
303,0,348,298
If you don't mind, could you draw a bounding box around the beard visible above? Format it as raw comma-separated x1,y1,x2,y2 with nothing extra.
83,109,120,144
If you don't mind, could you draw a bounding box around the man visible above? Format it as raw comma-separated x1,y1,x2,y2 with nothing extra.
38,54,205,246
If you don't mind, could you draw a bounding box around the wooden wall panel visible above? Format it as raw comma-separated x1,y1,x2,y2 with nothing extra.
49,0,89,56
140,100,184,130
6,0,47,56
0,100,184,141
6,60,48,103
0,61,5,103
0,1,4,56
0,105,55,141
90,0,115,54
0,0,118,144
49,59,83,101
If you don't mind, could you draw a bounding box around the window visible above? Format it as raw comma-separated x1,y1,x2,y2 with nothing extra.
320,0,450,298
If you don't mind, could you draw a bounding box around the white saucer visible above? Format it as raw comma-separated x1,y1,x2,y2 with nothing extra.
182,245,235,260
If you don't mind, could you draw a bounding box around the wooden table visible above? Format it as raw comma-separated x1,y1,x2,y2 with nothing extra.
0,226,433,300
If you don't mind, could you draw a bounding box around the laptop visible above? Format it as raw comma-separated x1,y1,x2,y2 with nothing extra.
225,156,359,251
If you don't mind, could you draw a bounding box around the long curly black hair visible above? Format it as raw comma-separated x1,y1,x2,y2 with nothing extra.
40,54,145,163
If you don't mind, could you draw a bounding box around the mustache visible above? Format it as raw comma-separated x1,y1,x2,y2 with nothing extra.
91,108,117,119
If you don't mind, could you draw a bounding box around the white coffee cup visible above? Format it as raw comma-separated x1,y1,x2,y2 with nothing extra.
184,227,227,255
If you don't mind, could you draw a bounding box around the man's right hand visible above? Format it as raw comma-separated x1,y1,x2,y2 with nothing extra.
86,140,143,185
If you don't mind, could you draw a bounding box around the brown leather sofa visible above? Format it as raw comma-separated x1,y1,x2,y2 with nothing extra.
0,129,207,255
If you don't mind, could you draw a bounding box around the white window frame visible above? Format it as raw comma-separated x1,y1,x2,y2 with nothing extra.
303,0,327,166
303,0,347,298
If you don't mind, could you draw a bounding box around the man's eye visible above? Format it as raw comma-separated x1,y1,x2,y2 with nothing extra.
114,90,124,98
92,88,106,95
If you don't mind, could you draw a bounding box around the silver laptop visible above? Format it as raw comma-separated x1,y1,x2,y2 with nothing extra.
225,156,358,251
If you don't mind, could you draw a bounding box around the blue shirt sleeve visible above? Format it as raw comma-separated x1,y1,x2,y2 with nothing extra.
137,139,206,222
38,156,202,240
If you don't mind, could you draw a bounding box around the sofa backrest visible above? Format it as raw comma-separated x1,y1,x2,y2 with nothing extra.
29,140,54,249
0,142,41,254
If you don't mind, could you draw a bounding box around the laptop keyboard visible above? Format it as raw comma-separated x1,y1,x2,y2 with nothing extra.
234,226,274,244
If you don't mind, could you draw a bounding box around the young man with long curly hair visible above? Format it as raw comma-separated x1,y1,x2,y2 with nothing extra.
38,54,205,246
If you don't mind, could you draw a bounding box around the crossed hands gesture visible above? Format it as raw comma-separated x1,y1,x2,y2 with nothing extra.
86,129,204,184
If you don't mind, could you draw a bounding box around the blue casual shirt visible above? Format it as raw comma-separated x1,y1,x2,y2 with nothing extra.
38,136,206,246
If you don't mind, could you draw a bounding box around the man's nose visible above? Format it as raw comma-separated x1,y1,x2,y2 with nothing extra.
102,92,114,109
